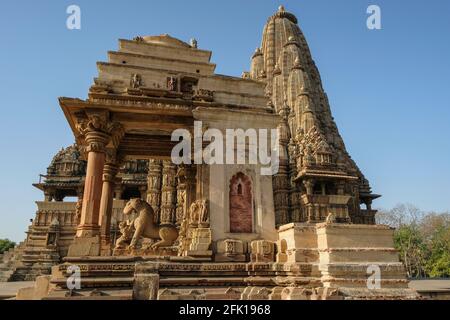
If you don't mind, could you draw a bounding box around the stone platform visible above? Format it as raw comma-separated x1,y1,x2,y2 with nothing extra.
15,223,420,300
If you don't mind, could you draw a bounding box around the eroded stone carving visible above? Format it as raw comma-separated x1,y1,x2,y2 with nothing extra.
130,73,143,89
167,76,178,92
325,212,337,224
189,200,208,227
114,220,135,249
250,240,275,262
215,239,247,262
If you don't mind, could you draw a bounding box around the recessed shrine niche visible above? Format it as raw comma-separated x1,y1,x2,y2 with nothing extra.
229,172,253,233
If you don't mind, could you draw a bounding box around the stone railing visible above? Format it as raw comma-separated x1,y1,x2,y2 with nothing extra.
34,201,77,227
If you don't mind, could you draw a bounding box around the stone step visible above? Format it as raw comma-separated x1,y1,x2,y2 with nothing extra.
44,289,133,300
339,287,420,300
0,270,14,282
51,276,134,288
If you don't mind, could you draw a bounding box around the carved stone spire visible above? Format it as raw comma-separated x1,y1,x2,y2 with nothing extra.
252,6,379,224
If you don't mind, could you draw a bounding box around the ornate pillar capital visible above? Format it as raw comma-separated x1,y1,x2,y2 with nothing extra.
75,111,125,154
102,163,119,183
105,148,126,166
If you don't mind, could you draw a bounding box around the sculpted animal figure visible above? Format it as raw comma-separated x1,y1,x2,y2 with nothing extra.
122,198,178,250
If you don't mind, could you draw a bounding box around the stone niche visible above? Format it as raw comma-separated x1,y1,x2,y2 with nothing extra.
229,172,253,233
215,239,248,262
193,107,278,245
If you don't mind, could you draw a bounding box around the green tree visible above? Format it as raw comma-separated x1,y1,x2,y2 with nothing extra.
0,239,16,254
424,218,450,277
377,205,450,278
394,225,428,278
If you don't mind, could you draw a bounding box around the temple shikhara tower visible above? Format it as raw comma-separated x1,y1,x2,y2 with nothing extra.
2,6,418,300
247,6,379,227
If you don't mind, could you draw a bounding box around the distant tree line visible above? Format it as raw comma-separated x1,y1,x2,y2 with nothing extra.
377,204,450,278
0,239,16,254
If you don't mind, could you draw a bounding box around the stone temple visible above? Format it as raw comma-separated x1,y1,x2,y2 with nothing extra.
1,6,418,300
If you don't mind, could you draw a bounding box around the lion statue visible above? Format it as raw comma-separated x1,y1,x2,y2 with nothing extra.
120,198,178,250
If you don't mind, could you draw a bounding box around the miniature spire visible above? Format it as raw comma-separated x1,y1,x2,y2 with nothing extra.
292,56,302,70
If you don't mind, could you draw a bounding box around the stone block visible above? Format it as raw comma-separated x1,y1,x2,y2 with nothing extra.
16,275,51,300
241,286,270,300
275,240,288,263
269,287,284,300
215,239,247,262
250,240,275,263
281,287,312,300
133,273,159,300
206,287,242,300
189,228,212,252
16,287,36,300
278,223,318,263
316,224,396,249
158,288,206,300
67,236,100,257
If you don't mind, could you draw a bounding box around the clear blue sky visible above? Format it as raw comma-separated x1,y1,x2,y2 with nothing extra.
0,0,449,242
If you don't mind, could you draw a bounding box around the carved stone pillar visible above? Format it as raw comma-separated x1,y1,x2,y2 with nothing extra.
99,151,122,255
175,167,187,226
174,165,196,226
44,190,54,202
303,179,315,195
139,186,147,200
76,131,109,237
184,166,197,219
76,187,84,201
196,164,209,201
160,161,177,225
114,186,123,200
68,111,123,257
146,159,162,222
177,165,197,256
